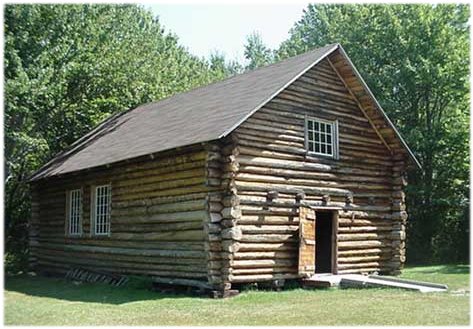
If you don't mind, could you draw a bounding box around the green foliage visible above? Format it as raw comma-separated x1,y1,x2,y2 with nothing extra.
250,4,470,263
5,4,469,269
244,32,274,70
209,51,243,78
4,4,230,266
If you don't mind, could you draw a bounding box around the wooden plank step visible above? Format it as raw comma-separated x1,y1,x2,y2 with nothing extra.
302,274,448,293
302,273,343,288
340,274,448,293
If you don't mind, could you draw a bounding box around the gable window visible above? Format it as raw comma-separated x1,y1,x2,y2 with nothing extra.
67,189,82,236
93,184,111,235
306,117,339,158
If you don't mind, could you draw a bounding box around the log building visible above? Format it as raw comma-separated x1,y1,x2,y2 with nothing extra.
29,44,420,296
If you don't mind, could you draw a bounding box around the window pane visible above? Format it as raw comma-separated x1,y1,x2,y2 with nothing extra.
68,189,81,235
306,118,337,157
95,185,111,235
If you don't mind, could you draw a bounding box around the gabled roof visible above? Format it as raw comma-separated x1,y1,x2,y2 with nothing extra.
30,44,420,181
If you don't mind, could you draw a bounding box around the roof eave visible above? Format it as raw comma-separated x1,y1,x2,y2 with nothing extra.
335,46,422,170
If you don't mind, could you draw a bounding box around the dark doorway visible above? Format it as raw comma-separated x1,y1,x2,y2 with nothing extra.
315,211,334,273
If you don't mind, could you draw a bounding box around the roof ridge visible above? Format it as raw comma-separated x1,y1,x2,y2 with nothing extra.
30,43,341,181
133,43,341,113
30,42,422,181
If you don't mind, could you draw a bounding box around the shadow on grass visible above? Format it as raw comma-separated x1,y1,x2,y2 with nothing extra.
5,274,193,305
406,264,470,275
6,265,469,305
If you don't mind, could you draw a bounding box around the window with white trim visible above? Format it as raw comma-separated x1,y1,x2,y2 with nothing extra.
93,184,111,235
67,189,82,236
306,117,339,158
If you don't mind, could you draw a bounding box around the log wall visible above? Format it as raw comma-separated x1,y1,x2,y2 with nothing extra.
30,146,224,288
227,56,408,282
29,51,410,291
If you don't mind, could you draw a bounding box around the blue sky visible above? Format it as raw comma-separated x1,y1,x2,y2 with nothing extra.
143,4,307,63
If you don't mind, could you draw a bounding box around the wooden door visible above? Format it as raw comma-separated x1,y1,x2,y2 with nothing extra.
298,206,316,277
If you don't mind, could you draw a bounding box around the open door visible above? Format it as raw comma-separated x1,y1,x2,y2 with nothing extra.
315,211,335,273
298,206,316,277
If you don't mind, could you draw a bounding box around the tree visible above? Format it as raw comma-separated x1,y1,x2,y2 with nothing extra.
209,51,243,78
277,4,470,263
4,4,228,269
244,32,273,70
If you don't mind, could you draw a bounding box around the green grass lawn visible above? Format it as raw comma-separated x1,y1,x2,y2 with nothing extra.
4,265,470,326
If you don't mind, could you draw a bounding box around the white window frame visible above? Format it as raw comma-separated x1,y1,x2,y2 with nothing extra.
91,184,112,236
305,116,339,159
66,188,82,236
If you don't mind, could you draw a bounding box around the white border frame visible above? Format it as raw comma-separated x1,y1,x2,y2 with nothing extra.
305,115,339,160
65,188,83,237
91,183,112,236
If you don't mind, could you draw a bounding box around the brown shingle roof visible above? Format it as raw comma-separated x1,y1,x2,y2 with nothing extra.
30,43,419,181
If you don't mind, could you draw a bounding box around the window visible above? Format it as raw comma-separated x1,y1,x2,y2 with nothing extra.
93,184,111,235
67,189,82,236
306,117,339,158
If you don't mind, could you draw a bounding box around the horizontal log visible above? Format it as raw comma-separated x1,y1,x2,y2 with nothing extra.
231,267,296,275
336,268,384,275
338,248,392,256
37,260,208,279
233,251,294,260
238,165,390,184
111,222,203,233
113,166,206,189
338,233,393,241
338,226,393,233
338,254,392,263
112,199,206,216
337,262,390,270
237,242,297,252
231,259,296,268
235,181,350,197
239,234,296,243
238,155,331,172
239,225,299,234
38,243,206,259
37,253,208,273
114,192,208,209
229,273,299,283
113,176,206,197
238,215,299,225
114,184,219,202
338,240,386,249
93,230,205,242
37,237,205,250
152,277,212,289
113,210,208,224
